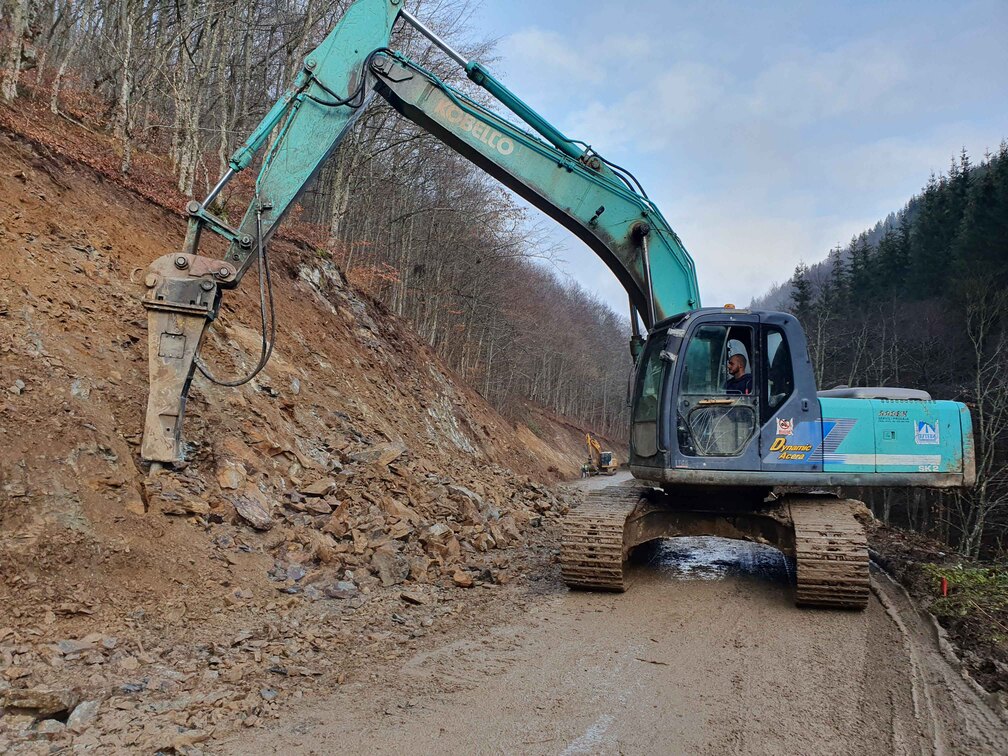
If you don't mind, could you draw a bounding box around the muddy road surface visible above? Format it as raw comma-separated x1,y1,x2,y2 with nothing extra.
225,474,1007,754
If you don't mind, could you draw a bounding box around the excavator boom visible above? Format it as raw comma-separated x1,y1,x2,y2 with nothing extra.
371,47,701,327
142,0,700,463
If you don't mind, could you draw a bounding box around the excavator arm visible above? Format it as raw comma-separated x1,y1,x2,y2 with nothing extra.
141,0,701,463
370,51,700,322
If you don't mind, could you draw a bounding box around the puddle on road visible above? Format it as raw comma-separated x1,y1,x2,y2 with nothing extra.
631,536,791,585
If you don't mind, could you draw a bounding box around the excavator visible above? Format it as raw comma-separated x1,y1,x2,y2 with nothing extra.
138,0,975,609
585,433,618,477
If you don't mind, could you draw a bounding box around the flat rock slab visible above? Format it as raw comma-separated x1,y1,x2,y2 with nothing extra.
1,687,79,718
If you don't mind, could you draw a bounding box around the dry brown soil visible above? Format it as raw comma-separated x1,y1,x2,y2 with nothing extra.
0,120,608,752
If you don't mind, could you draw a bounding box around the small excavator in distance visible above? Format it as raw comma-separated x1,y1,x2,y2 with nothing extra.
138,0,975,609
585,433,618,477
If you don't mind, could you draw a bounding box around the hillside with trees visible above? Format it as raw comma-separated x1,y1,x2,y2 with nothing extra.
0,0,630,438
761,144,1008,557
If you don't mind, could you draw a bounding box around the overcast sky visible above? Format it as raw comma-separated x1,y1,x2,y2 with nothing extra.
454,0,1008,317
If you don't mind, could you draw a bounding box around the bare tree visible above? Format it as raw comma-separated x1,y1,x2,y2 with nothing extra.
954,281,1008,557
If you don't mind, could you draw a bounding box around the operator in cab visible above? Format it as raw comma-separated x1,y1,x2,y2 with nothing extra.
726,354,752,395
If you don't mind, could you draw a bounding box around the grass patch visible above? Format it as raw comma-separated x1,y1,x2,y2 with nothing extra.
919,563,1008,649
870,525,1008,691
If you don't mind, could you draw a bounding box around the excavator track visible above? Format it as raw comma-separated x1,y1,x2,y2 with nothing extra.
560,485,646,591
561,486,870,610
788,496,870,610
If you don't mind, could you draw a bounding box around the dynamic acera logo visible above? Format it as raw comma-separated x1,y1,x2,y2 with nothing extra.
776,417,794,436
433,99,516,156
769,437,813,460
915,420,939,445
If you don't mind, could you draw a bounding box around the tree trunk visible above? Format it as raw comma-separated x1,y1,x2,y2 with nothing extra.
1,0,29,102
112,0,133,141
49,32,76,113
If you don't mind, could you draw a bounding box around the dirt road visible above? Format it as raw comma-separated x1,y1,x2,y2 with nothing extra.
223,474,1008,755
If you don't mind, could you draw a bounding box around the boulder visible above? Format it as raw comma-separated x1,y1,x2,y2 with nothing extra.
322,501,352,538
216,461,245,490
66,700,100,733
452,570,474,588
350,442,406,467
1,687,79,718
419,523,461,565
323,581,358,600
370,544,410,587
300,477,338,497
231,484,273,530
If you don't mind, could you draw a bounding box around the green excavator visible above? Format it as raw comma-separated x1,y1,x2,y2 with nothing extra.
140,0,974,609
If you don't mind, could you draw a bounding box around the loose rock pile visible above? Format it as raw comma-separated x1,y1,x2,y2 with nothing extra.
145,436,570,597
0,131,595,752
0,430,575,751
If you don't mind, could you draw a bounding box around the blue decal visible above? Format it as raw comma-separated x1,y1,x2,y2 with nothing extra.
763,420,821,464
915,420,939,445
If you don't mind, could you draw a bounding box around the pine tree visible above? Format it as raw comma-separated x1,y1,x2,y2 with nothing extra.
848,232,874,301
908,172,949,297
875,226,901,296
952,146,1008,288
825,245,849,309
790,262,813,320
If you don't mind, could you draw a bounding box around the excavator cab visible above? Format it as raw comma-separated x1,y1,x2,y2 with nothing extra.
628,307,819,487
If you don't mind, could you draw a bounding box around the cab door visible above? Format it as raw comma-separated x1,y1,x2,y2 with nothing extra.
630,329,670,464
759,314,824,472
673,315,762,472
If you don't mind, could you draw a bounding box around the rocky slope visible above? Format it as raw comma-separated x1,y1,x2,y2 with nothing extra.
0,121,620,752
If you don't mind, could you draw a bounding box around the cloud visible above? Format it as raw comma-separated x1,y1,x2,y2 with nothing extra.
746,39,912,126
479,0,1008,319
497,27,604,104
564,62,731,153
821,127,1008,197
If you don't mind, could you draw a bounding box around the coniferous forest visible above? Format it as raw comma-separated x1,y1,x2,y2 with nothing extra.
759,145,1008,557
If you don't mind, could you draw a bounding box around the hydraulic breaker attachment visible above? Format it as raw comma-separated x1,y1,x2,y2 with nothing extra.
140,254,237,463
138,0,401,465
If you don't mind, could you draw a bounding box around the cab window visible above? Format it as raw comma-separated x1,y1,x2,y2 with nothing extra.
762,327,794,423
680,325,726,395
632,333,666,457
680,325,753,396
677,324,757,457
